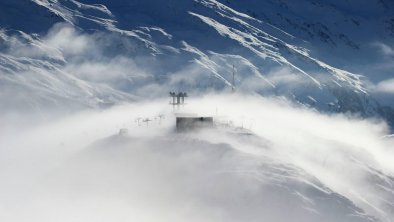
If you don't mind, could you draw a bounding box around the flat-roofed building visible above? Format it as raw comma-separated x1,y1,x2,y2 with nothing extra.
176,116,214,132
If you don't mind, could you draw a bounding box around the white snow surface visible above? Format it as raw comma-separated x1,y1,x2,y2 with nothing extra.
1,1,394,221
1,95,394,222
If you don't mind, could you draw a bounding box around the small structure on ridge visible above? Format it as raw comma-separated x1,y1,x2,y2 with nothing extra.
169,91,214,132
176,116,214,132
169,91,188,105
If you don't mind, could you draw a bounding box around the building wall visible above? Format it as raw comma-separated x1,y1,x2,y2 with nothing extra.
176,117,213,132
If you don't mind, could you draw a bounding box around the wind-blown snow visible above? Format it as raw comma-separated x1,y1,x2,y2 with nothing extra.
1,0,393,122
1,94,394,222
1,1,394,220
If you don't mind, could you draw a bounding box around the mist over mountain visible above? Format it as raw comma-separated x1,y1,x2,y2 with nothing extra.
1,1,394,222
0,0,394,123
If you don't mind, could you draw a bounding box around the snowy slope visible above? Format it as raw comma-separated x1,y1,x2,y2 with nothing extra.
0,29,136,113
2,1,394,221
2,96,394,222
0,0,393,125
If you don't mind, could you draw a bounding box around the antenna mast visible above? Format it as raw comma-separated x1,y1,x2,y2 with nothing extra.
232,64,236,93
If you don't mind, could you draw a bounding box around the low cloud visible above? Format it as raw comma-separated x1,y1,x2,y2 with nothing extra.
49,25,89,55
1,94,393,222
0,23,375,115
373,42,394,57
2,23,394,222
375,78,394,93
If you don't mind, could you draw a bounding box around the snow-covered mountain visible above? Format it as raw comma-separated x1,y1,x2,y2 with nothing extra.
2,2,394,221
2,95,394,222
1,0,394,125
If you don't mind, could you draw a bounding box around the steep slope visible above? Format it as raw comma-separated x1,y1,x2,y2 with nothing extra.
2,1,394,221
0,0,393,126
0,29,137,113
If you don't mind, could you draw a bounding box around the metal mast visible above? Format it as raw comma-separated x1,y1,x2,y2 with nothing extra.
232,64,236,93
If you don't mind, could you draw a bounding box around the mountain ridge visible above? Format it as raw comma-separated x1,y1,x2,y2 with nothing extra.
0,0,393,127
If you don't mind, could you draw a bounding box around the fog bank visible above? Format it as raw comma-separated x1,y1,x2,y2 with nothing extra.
1,94,394,222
